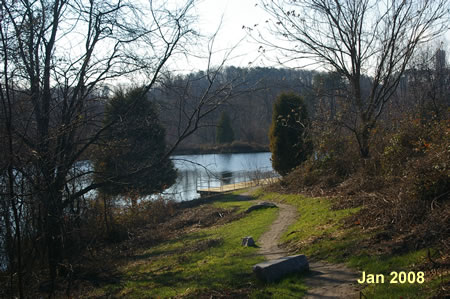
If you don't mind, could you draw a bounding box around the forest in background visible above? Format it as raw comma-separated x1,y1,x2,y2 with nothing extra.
151,50,448,151
0,0,448,297
153,66,315,148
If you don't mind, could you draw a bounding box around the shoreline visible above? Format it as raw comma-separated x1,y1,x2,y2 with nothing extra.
172,142,269,156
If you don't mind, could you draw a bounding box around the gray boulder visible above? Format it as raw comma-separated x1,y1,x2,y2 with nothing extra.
241,236,256,247
245,202,277,213
253,254,309,282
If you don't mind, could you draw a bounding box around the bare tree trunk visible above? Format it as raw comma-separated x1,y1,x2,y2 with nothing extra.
103,195,110,233
355,126,371,158
37,177,65,293
9,194,24,299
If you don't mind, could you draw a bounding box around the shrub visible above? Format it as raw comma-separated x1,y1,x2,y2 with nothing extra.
269,92,313,176
408,121,449,202
94,86,177,197
381,120,425,176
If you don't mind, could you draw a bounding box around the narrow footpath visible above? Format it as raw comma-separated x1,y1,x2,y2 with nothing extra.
258,202,298,260
256,199,361,298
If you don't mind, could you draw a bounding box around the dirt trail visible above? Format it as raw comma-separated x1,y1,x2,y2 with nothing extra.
255,199,361,298
303,262,360,298
258,202,298,260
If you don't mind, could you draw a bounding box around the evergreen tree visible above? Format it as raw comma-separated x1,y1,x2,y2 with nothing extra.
94,87,177,196
269,92,312,176
216,112,235,144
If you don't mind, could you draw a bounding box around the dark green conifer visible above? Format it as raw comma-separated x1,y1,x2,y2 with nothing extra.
94,87,176,196
269,92,312,176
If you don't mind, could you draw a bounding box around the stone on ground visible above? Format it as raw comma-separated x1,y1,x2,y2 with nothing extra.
241,236,256,247
253,254,309,282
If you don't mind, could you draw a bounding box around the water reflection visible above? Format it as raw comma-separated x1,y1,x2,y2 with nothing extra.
163,152,275,201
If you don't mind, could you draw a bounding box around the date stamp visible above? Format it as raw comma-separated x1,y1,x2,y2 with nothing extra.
357,271,425,284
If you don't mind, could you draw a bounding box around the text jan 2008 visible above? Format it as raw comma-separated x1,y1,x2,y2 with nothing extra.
357,271,425,284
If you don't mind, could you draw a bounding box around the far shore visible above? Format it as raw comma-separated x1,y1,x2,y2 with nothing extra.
172,142,269,156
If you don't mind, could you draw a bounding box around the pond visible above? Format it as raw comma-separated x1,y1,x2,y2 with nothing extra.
164,152,276,201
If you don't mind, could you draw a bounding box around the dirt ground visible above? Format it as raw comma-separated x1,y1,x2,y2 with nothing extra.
256,199,361,298
258,202,298,260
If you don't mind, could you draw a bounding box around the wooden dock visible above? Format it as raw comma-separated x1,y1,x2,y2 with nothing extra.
197,177,279,196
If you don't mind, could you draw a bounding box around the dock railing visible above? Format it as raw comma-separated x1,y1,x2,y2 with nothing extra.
196,167,280,194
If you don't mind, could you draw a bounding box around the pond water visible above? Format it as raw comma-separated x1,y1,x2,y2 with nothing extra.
164,152,276,201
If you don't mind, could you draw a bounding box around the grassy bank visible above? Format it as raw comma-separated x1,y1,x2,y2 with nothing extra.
253,189,449,298
87,193,281,297
82,189,447,298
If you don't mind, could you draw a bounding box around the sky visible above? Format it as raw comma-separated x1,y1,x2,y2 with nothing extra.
174,0,450,73
195,0,268,63
171,0,274,72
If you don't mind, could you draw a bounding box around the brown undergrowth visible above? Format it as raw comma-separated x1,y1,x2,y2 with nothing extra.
32,195,243,298
266,119,449,291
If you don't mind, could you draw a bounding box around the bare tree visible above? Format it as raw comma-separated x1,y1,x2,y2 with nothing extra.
402,44,450,120
255,0,449,157
0,0,198,295
0,0,253,295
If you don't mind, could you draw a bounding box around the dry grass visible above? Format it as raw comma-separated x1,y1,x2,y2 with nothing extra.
31,195,245,298
267,119,449,273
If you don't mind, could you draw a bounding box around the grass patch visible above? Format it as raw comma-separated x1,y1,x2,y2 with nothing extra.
85,189,445,298
252,189,446,298
251,272,308,298
92,193,279,298
253,190,362,262
349,249,449,298
211,191,258,212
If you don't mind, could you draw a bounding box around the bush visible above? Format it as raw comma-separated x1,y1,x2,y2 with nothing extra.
407,121,449,202
381,120,426,176
269,92,313,176
379,119,449,202
83,195,176,244
123,197,176,227
313,130,359,182
269,111,449,254
94,86,177,197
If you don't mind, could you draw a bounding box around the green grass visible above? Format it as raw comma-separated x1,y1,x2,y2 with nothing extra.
93,193,279,298
250,272,308,298
89,189,446,298
349,249,449,298
252,189,446,298
253,190,362,261
211,190,258,212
